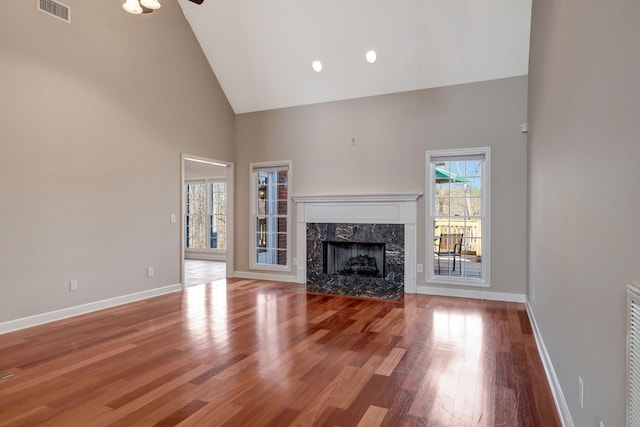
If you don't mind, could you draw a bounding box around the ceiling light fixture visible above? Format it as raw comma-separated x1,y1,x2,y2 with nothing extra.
312,60,323,72
122,0,144,14
140,0,161,10
123,0,203,15
365,50,377,64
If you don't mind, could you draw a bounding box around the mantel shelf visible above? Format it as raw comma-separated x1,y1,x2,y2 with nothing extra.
292,192,423,203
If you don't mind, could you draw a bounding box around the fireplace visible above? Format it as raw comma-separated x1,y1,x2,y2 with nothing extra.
292,193,422,297
324,241,386,278
306,223,404,300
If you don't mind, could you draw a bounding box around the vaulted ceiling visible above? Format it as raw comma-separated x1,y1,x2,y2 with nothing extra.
178,0,532,114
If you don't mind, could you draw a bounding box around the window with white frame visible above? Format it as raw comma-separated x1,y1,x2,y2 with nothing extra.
185,180,227,251
426,148,490,286
250,161,291,270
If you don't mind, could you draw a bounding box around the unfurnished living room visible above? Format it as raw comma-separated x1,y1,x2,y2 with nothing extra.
1,1,638,426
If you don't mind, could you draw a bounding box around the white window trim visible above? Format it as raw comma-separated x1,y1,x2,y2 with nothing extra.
184,178,227,254
249,160,292,272
425,147,491,287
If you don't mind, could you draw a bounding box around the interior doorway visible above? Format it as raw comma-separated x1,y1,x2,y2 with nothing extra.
181,154,234,288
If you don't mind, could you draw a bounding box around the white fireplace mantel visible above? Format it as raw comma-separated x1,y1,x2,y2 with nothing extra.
292,192,422,293
292,193,422,203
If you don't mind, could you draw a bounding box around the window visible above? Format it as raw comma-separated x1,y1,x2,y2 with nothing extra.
210,182,227,249
250,161,291,271
426,148,490,286
185,181,227,251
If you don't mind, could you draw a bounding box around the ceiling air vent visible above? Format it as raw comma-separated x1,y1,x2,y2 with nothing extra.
38,0,70,24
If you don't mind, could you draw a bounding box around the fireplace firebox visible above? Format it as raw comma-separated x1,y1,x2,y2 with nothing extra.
323,241,385,278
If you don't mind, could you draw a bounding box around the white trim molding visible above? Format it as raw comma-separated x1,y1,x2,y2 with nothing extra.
426,147,491,287
0,284,182,335
185,249,226,262
418,285,525,303
249,160,293,273
526,299,574,427
233,270,298,283
181,153,235,283
292,193,422,203
292,192,422,293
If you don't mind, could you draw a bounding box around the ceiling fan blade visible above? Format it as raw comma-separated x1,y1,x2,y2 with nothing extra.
188,0,204,4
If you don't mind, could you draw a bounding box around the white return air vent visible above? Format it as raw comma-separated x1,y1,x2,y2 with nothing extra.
628,285,640,426
38,0,70,24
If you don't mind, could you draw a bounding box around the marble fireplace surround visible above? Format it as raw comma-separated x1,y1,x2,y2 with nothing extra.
292,193,422,294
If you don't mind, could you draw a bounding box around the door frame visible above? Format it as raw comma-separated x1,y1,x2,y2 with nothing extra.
180,153,235,288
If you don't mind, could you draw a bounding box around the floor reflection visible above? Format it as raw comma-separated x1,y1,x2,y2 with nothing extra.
426,309,487,425
184,282,230,351
255,291,281,367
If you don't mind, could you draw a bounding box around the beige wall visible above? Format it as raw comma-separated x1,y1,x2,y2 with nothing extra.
0,1,234,323
184,161,227,180
235,76,528,296
528,0,640,425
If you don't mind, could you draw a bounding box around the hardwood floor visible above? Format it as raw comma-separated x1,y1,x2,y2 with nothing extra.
0,279,560,426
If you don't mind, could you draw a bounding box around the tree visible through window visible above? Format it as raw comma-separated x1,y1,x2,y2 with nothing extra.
185,181,227,250
427,148,490,285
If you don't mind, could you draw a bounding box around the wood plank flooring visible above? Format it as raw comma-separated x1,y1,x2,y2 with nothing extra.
0,279,560,426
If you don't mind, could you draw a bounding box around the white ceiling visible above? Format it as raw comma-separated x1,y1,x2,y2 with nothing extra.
178,0,532,114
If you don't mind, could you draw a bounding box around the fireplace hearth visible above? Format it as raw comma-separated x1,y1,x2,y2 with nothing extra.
307,223,404,300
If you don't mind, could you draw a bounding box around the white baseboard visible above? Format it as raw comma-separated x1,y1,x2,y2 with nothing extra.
526,299,574,427
417,285,526,303
185,252,226,262
233,270,298,283
0,284,183,335
231,275,524,303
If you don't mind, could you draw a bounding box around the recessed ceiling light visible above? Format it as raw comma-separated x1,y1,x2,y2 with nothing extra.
312,60,323,72
365,50,377,64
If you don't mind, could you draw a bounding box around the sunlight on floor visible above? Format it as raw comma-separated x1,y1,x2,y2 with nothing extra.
185,260,226,287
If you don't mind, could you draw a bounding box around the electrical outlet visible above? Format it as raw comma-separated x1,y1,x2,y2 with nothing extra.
170,214,176,224
293,258,297,266
69,280,78,292
147,267,154,278
417,264,424,273
578,376,584,408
